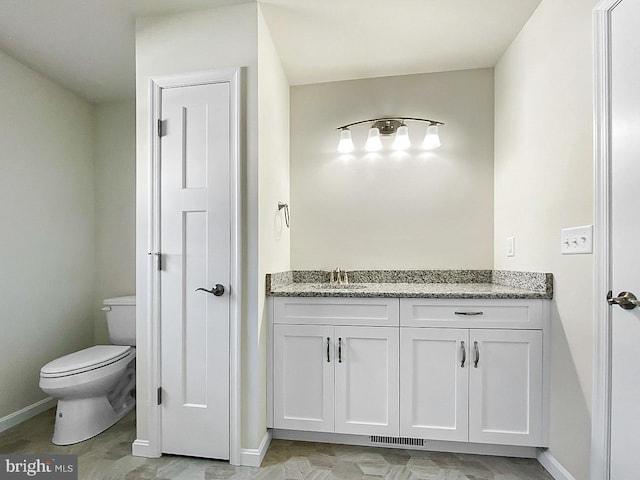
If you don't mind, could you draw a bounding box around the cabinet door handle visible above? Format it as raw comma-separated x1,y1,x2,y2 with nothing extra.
454,311,484,316
460,341,466,368
473,341,479,368
338,338,342,363
327,337,331,362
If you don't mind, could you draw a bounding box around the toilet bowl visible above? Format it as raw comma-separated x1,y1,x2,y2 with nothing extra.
39,295,136,445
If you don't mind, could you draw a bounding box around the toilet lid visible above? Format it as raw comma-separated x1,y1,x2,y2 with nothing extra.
103,295,135,306
40,345,132,378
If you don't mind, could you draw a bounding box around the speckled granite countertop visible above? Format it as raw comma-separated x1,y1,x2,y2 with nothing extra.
266,270,553,299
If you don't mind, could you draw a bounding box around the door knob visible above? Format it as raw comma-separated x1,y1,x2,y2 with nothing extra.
607,291,640,310
196,284,225,296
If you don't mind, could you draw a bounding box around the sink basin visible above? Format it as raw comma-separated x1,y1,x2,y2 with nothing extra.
310,284,368,290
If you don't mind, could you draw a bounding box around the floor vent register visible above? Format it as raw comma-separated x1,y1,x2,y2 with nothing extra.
369,436,425,447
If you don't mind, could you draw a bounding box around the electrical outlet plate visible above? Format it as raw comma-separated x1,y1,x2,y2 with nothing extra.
561,225,593,255
506,236,515,257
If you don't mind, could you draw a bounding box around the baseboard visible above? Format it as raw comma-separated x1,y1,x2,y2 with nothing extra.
537,449,576,480
132,439,161,458
273,429,537,459
133,432,270,464
0,397,56,434
239,430,272,467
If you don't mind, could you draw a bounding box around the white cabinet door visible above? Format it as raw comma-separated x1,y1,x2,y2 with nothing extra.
273,325,334,432
334,326,399,436
399,328,469,441
468,329,543,446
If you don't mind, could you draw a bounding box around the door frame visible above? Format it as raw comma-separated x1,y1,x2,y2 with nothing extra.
146,68,242,465
592,1,622,478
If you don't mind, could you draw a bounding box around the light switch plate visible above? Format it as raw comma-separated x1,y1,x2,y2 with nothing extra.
561,225,593,255
506,236,515,257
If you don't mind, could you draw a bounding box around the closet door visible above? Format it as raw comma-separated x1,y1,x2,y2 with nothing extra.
160,82,231,459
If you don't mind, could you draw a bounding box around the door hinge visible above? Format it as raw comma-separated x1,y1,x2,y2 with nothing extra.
148,252,161,270
157,387,162,405
157,119,167,137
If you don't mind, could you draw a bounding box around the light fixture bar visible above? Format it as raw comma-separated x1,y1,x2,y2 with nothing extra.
336,116,444,131
336,116,445,153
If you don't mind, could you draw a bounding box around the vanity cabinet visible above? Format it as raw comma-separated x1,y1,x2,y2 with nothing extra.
273,324,334,432
333,326,399,436
272,298,400,436
399,328,469,442
399,327,543,446
399,298,545,447
467,329,543,445
270,296,548,449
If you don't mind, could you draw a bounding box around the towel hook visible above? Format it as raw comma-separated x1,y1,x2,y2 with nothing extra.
278,201,290,228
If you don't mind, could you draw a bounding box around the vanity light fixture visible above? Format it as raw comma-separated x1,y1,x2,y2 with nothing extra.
336,117,444,152
422,124,442,149
337,128,355,153
365,126,383,152
392,124,411,150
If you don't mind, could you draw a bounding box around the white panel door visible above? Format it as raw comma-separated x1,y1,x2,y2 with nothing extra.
610,1,640,477
273,325,335,432
334,326,399,436
160,82,230,459
399,328,468,441
468,329,542,446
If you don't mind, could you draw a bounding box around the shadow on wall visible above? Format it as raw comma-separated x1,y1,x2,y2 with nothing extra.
548,301,591,480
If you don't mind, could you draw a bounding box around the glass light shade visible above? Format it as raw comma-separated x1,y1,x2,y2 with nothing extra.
392,125,411,150
337,129,355,153
365,127,383,152
422,124,441,150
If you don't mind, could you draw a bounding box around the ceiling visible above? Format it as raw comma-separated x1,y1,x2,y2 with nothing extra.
259,0,543,86
0,0,250,102
0,0,542,103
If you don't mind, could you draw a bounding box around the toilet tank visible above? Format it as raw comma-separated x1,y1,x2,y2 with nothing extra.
102,296,136,346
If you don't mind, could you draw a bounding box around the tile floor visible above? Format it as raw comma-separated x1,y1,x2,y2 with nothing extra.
0,409,553,480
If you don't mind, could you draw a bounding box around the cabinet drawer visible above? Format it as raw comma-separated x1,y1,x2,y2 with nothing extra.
400,298,543,329
274,297,399,326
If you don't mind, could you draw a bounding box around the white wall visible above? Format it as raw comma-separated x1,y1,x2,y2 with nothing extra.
290,69,495,270
93,100,136,344
135,3,261,450
257,4,290,447
493,0,597,478
0,49,95,418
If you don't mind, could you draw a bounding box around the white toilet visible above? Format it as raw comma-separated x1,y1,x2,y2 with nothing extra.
39,295,136,445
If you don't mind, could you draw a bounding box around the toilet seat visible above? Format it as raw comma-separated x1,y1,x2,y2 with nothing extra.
41,346,132,378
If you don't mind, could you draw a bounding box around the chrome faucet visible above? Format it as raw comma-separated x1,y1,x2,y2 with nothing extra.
330,267,349,285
